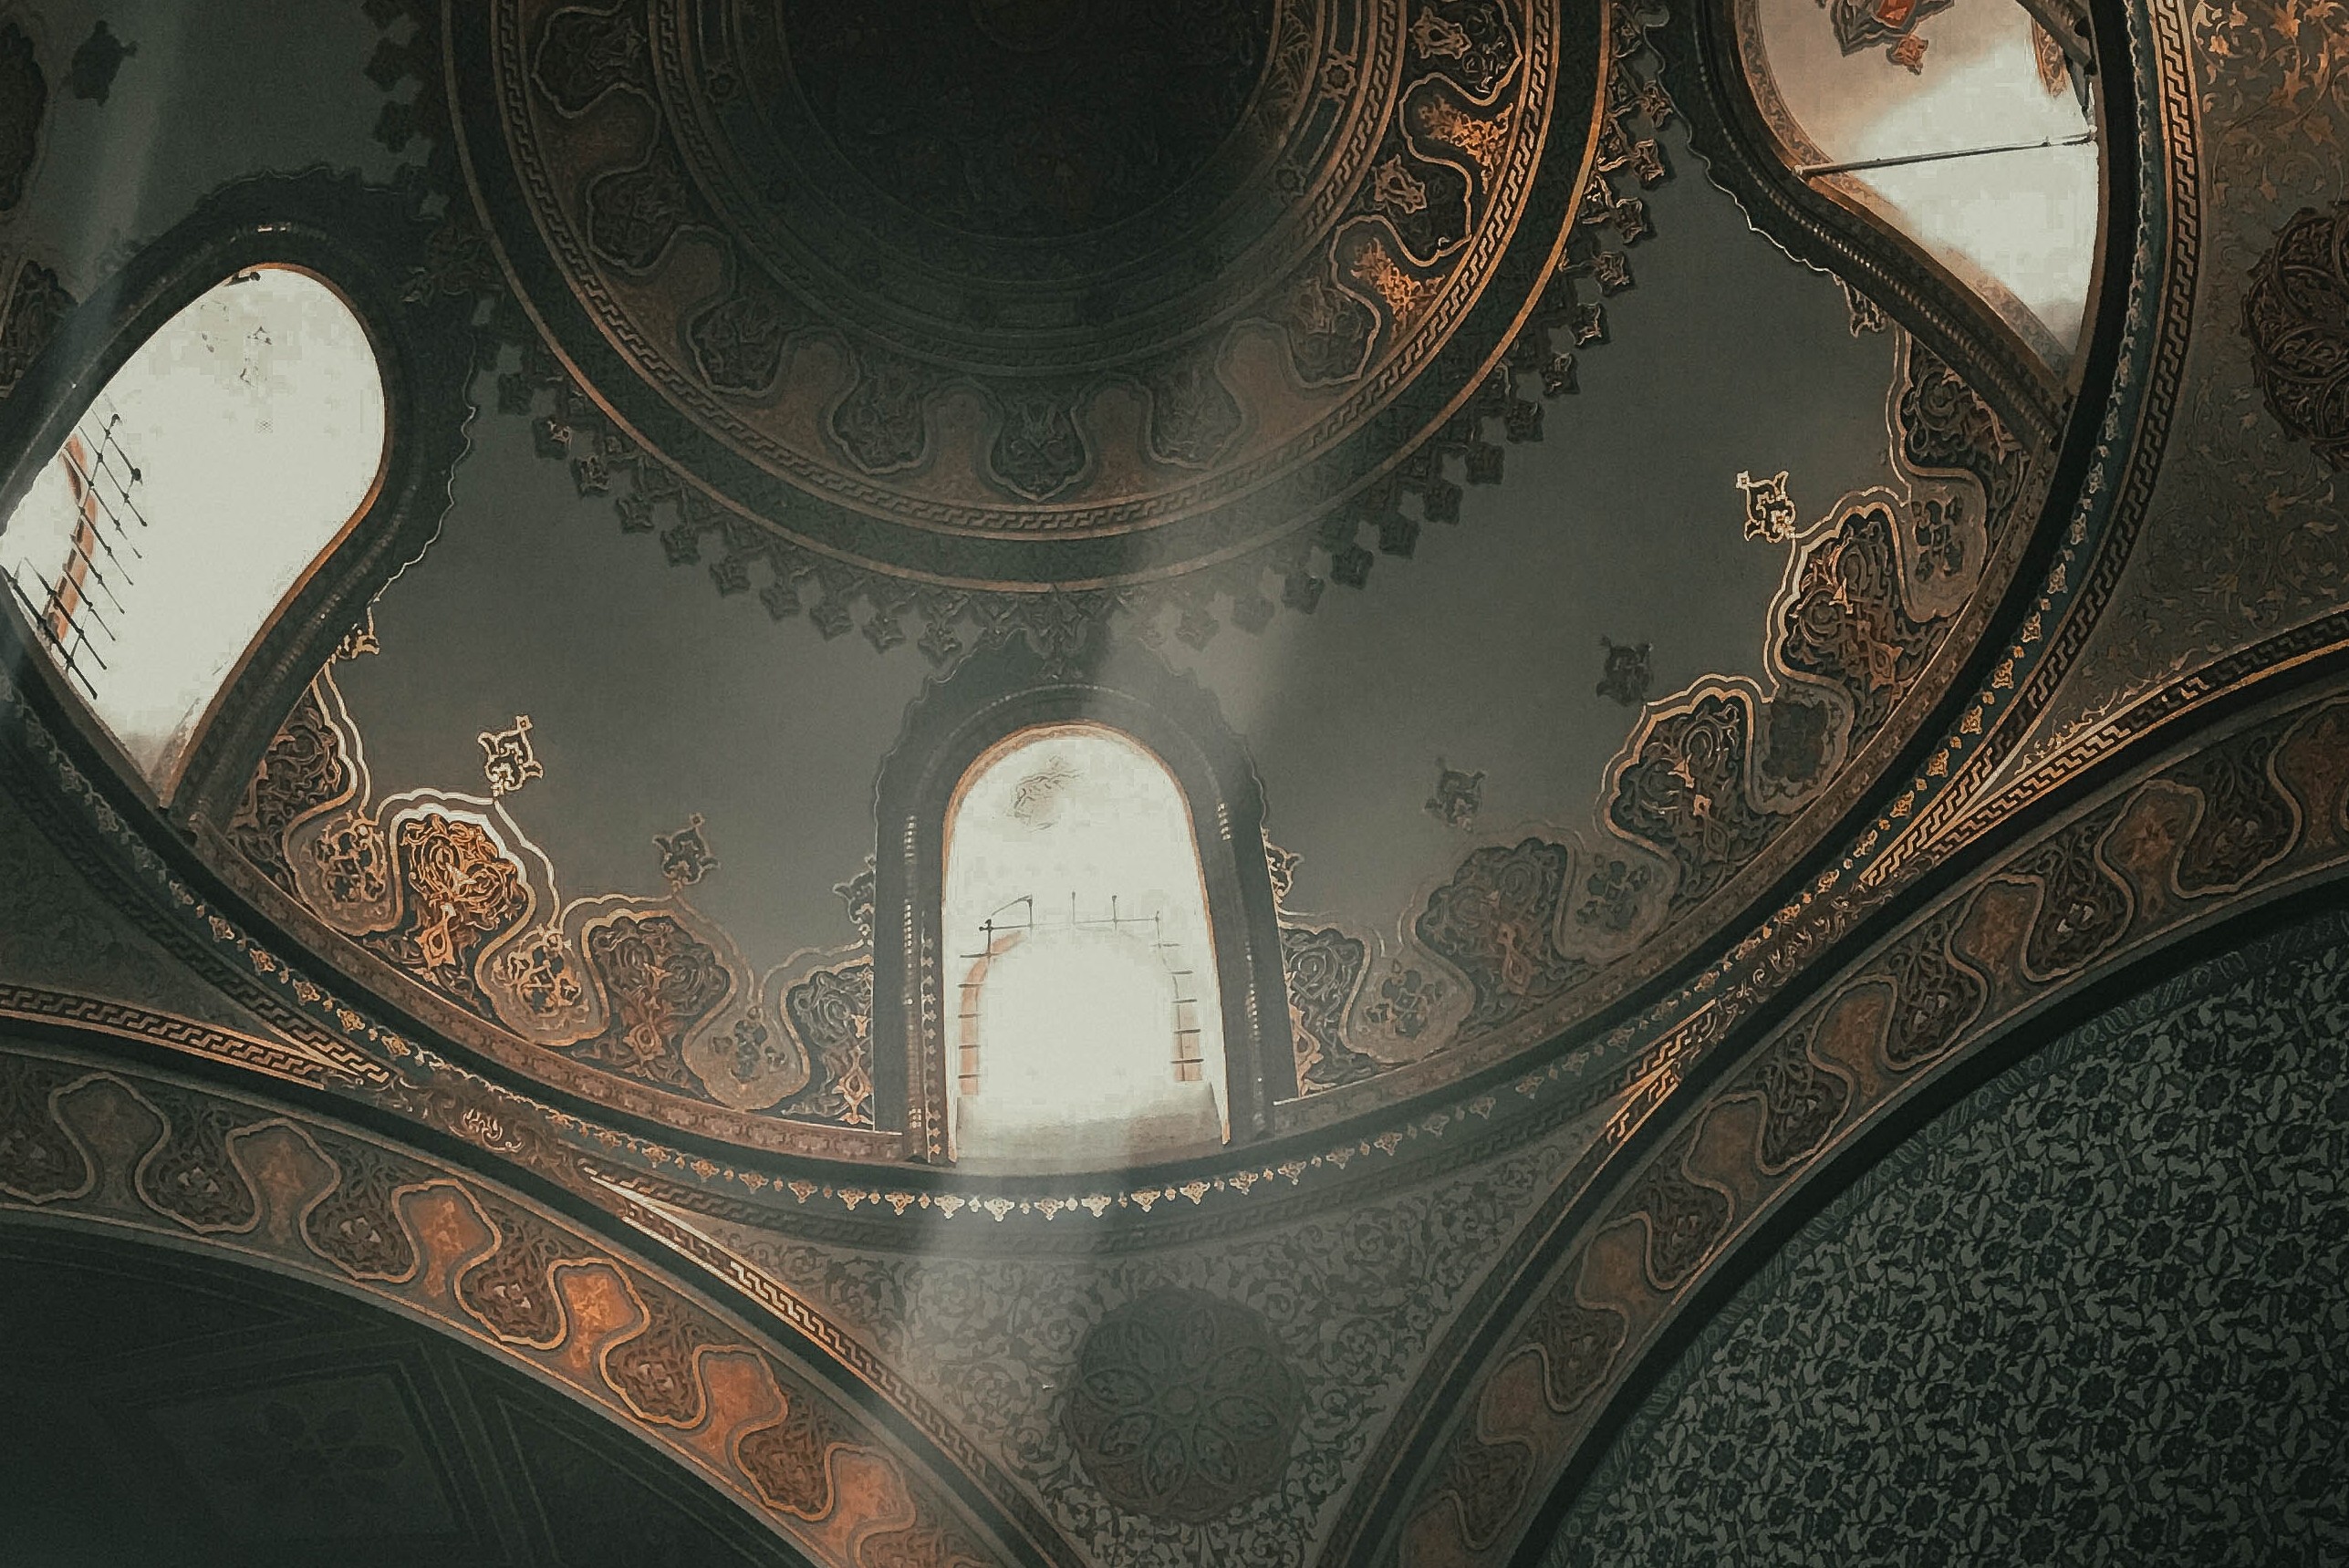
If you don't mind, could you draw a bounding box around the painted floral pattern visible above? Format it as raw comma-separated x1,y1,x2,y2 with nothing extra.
1546,910,2349,1565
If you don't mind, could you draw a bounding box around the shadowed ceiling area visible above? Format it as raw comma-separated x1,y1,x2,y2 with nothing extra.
0,1231,807,1568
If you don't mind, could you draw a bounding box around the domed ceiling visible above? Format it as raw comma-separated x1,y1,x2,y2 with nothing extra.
99,0,2031,1161
460,0,1585,564
5,0,2349,1565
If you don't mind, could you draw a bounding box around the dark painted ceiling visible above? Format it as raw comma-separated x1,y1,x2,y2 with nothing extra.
0,1231,803,1568
1543,902,2349,1565
0,0,1965,1153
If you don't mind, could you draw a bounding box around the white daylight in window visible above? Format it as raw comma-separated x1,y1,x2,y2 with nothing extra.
1749,0,2099,363
943,723,1229,1168
1,265,387,795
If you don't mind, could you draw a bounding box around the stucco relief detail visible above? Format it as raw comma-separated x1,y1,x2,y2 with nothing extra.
661,1111,1600,1568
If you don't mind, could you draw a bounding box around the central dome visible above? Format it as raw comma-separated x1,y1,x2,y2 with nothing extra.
779,0,1276,242
459,0,1590,564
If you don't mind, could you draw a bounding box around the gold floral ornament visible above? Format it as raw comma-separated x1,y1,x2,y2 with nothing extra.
476,715,541,797
654,813,719,888
1737,468,1799,543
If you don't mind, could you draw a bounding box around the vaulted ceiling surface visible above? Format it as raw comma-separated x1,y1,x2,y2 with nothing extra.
0,1231,815,1568
1,0,2067,1158
0,0,418,300
7,4,2349,1568
327,118,1902,973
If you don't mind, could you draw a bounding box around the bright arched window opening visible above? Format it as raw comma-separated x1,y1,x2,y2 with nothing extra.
943,723,1229,1167
1742,0,2099,363
2,265,388,795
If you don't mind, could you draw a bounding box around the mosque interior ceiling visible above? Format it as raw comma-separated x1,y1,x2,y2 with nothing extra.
0,0,2344,1562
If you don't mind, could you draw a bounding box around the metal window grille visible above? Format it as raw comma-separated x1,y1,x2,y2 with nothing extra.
4,399,147,699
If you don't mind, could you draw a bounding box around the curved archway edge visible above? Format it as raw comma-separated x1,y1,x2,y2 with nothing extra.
0,167,477,825
1377,658,2349,1568
0,1031,1049,1568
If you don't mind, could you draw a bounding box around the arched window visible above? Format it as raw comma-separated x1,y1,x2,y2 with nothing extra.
941,723,1229,1165
1,265,387,795
1740,0,2100,364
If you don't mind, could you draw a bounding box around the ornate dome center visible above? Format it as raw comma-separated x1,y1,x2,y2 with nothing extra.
778,0,1276,241
457,0,1593,572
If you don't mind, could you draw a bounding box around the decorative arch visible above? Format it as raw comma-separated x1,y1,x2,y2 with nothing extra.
0,1224,826,1565
2,264,388,793
0,168,476,820
871,631,1294,1165
1361,666,2349,1568
1733,0,2103,367
0,1029,1043,1568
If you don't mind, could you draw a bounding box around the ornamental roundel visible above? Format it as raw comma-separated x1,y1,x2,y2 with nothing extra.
449,0,1602,587
1064,1287,1304,1521
2242,199,2349,472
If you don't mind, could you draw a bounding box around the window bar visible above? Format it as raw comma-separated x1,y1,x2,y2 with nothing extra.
84,481,150,561
1158,911,1208,1084
83,410,151,535
956,915,993,1097
34,550,122,651
7,571,104,699
59,525,131,622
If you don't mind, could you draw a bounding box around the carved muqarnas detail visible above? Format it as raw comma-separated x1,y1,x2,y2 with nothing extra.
2243,201,2349,471
230,687,357,889
303,1147,422,1281
1444,1431,1536,1549
2172,722,2300,896
454,0,1683,666
0,259,74,399
1065,1288,1304,1524
0,1059,91,1202
1878,907,1986,1070
2011,801,2134,981
1595,637,1653,707
603,1308,727,1427
1824,0,1955,69
654,814,719,888
1778,505,1935,734
454,1196,577,1346
1745,1033,1850,1171
1898,342,2027,516
1416,838,1585,1029
138,1103,259,1233
735,1397,844,1519
1364,961,1447,1041
532,0,651,115
780,961,876,1127
359,815,532,1004
1427,760,1486,829
1524,1286,1625,1412
1624,1137,1731,1290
